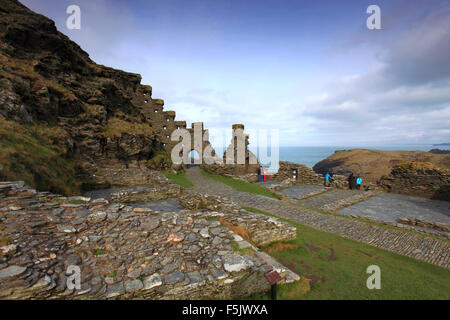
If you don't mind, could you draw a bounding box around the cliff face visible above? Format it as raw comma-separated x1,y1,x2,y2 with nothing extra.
0,0,177,194
313,149,450,183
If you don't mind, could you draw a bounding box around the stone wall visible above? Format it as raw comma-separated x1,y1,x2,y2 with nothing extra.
0,182,300,300
201,124,259,176
270,161,349,189
178,192,297,246
379,162,450,201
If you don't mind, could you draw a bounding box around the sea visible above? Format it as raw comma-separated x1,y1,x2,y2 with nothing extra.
212,144,450,171
264,145,450,169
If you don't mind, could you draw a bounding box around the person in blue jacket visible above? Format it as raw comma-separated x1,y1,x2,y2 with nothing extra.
324,171,331,187
356,176,362,190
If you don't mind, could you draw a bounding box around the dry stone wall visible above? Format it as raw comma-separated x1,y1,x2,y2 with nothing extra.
270,161,349,189
379,162,450,201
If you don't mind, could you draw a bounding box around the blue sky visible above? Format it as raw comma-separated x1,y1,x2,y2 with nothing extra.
21,0,450,146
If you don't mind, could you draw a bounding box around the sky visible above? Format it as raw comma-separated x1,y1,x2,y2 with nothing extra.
20,0,450,147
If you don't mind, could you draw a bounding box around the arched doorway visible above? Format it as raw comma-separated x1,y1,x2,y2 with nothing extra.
188,149,201,167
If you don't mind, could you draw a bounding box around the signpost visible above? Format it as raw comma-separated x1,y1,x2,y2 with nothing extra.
265,270,282,300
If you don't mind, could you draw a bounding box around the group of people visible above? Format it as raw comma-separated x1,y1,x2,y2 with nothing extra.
347,173,362,190
323,170,362,190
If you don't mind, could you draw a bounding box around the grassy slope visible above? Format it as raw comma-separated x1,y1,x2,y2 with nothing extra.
200,169,278,199
243,206,450,300
163,170,194,188
0,118,83,195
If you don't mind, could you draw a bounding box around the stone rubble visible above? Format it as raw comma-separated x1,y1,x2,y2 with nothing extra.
0,181,299,300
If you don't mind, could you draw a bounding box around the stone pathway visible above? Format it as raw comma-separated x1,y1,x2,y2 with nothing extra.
275,184,329,200
185,167,450,268
338,193,450,226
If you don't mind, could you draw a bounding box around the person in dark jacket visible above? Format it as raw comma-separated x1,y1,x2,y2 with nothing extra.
348,173,355,190
258,167,262,182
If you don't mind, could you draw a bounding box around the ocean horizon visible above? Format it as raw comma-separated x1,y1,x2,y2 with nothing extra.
260,145,450,169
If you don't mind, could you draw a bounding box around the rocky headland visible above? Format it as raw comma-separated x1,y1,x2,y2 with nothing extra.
313,149,450,184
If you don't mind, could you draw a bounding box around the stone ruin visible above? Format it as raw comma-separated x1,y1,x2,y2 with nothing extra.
133,86,217,165
0,179,301,300
201,124,260,178
379,162,450,201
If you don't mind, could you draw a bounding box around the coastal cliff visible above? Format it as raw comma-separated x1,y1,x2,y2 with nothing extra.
313,149,450,183
0,0,181,194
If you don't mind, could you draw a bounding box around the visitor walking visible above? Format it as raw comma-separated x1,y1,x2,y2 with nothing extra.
356,176,362,190
324,171,331,187
348,173,355,190
258,166,262,182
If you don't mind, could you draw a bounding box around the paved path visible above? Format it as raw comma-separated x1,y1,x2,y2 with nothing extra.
185,167,450,268
338,193,450,225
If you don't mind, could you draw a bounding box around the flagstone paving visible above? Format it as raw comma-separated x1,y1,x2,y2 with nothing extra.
338,193,450,225
185,167,450,268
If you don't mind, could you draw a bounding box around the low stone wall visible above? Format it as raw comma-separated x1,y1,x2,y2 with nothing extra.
89,167,174,189
379,162,450,200
397,218,450,233
201,164,258,178
178,192,297,247
0,182,300,300
269,161,349,189
108,185,182,203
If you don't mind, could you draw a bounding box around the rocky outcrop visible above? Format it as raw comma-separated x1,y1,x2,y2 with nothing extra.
379,162,450,201
313,149,450,183
0,181,300,300
0,0,217,194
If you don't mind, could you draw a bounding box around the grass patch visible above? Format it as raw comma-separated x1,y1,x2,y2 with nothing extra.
103,116,153,139
0,237,13,246
0,118,84,195
242,206,450,300
230,241,252,255
200,169,279,199
163,170,193,188
94,249,105,256
148,150,173,170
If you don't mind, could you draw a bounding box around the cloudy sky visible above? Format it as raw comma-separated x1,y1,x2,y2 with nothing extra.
21,0,450,147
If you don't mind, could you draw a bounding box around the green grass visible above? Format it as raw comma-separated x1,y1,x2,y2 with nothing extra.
93,249,105,256
242,206,450,300
0,118,84,195
200,169,279,199
230,241,252,255
163,170,194,188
